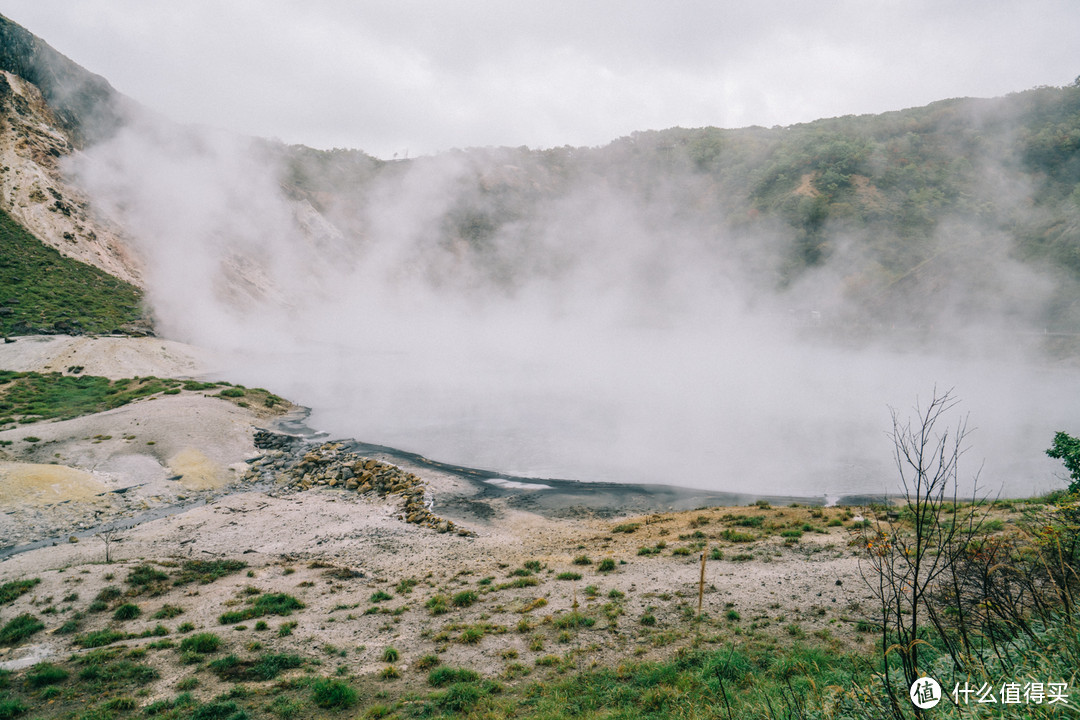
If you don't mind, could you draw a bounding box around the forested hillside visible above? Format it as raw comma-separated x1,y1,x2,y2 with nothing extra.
277,81,1080,334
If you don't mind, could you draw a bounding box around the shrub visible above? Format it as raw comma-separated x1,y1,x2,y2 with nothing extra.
153,604,184,619
253,654,304,681
640,613,657,627
27,662,68,687
104,697,137,711
0,698,28,720
1046,431,1080,493
572,555,592,565
460,626,485,644
94,586,122,603
382,646,399,662
190,700,248,720
556,572,582,581
112,603,141,620
452,590,478,607
127,564,168,588
720,529,756,543
597,558,616,572
395,578,418,594
438,682,484,713
415,654,440,670
218,388,245,398
426,595,449,615
174,559,247,585
219,593,304,624
311,677,358,709
180,633,222,654
429,667,480,687
56,617,80,634
0,614,44,645
0,578,40,605
369,590,393,603
553,612,595,629
74,629,126,648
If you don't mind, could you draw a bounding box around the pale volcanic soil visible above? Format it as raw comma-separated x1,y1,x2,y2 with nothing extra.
0,335,872,702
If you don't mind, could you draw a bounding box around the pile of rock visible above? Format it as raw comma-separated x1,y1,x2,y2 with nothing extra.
244,431,473,536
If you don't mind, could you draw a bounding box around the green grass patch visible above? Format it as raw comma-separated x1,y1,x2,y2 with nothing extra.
152,604,184,619
26,662,68,688
179,632,222,654
494,577,540,590
311,677,358,709
126,563,168,588
219,593,304,624
209,652,304,682
552,612,596,629
0,614,43,645
174,559,248,585
74,629,127,648
0,207,145,336
112,602,140,620
428,667,480,687
0,371,174,425
0,578,39,605
452,590,478,607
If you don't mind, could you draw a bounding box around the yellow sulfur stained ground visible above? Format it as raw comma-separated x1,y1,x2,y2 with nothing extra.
0,461,109,505
167,447,227,490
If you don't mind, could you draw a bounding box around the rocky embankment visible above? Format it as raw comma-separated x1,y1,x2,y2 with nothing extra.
244,430,474,536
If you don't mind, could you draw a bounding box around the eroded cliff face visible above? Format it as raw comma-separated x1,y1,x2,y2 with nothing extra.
0,70,143,286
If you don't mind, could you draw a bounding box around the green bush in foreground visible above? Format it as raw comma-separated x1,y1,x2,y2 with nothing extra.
0,697,28,720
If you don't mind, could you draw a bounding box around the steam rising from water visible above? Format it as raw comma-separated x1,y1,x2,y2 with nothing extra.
71,119,1080,498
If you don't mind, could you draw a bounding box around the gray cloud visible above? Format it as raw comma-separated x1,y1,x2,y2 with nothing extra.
4,0,1077,158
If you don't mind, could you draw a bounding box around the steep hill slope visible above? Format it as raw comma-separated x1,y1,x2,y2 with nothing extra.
0,14,141,287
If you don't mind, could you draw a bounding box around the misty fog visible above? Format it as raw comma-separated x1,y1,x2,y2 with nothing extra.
68,114,1080,499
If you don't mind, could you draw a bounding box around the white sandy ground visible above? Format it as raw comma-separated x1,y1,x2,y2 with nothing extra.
0,335,222,379
0,334,873,699
0,487,869,686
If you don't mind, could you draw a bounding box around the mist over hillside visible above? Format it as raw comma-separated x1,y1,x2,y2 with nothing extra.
3,12,1079,496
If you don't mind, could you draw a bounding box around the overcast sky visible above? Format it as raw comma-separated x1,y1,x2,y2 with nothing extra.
4,1,1078,159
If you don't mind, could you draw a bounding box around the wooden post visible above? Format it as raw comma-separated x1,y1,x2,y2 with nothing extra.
698,548,707,617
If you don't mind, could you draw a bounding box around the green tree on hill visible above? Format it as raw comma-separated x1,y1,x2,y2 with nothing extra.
1047,431,1080,493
